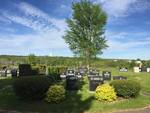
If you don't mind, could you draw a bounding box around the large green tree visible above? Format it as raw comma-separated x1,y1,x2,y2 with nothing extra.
63,0,108,67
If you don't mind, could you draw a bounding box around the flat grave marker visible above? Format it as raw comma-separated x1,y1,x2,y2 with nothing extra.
113,76,127,80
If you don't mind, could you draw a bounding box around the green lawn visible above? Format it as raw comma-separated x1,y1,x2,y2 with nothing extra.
0,69,150,113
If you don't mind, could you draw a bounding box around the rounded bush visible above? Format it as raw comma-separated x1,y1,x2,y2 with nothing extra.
13,76,53,100
95,84,117,102
110,80,141,98
45,85,65,103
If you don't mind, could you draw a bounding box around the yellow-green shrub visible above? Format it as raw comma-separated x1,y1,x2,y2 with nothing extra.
95,84,117,102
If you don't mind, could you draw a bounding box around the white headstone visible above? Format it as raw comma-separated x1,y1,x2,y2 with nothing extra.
147,68,150,73
134,67,140,73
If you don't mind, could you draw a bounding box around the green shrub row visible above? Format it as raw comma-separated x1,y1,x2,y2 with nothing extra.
13,76,53,100
110,80,141,98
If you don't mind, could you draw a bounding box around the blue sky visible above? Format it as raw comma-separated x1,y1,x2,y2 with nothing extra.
0,0,150,60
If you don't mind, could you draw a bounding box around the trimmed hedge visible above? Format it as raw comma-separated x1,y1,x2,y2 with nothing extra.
45,85,65,103
110,80,141,98
19,64,31,76
13,76,53,100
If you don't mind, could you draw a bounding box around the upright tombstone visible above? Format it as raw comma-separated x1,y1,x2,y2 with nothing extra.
75,72,82,80
79,69,84,76
141,67,147,72
1,66,7,77
89,76,103,91
88,69,99,78
102,71,111,81
60,72,66,80
11,69,18,77
19,64,32,76
113,76,127,80
147,68,150,73
67,69,75,76
119,67,128,72
66,75,79,90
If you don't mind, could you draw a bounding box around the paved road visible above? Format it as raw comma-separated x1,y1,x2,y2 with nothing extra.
114,107,150,113
0,107,150,113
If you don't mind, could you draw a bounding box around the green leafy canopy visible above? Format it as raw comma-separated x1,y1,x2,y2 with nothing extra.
63,0,108,59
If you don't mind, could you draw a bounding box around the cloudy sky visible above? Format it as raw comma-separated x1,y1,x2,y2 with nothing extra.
0,0,150,59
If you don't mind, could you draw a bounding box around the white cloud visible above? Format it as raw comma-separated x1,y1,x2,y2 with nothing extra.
107,37,150,52
0,2,70,56
0,15,11,23
95,0,150,18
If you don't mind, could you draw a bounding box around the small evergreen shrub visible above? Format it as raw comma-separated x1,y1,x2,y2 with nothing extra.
13,76,53,100
110,80,141,98
45,85,65,103
95,83,117,102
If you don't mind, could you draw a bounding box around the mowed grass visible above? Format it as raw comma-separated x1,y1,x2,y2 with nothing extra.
0,68,150,113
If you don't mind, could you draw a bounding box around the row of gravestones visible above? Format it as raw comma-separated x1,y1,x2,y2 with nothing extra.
60,69,85,90
61,68,127,91
0,64,39,77
88,69,127,91
0,66,17,77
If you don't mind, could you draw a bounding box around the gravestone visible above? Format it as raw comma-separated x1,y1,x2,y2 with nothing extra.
60,72,66,80
141,67,147,72
19,64,32,76
113,76,127,80
102,71,111,81
75,72,83,80
1,67,7,77
119,67,128,72
88,69,99,78
11,69,18,77
67,69,75,76
133,67,140,73
89,76,103,91
79,67,87,76
147,68,150,73
66,75,79,90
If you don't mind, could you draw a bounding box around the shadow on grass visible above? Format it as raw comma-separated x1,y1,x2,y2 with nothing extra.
0,77,93,113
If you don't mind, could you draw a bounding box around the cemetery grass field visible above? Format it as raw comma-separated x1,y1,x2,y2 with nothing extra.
0,68,150,113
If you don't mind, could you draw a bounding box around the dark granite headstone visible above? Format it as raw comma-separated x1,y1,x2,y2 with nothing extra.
141,67,147,72
66,75,79,90
102,71,111,81
79,67,87,75
60,72,66,80
75,72,82,79
113,76,127,80
67,69,75,76
1,69,7,77
19,64,32,76
11,69,18,77
88,69,99,79
89,76,103,91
